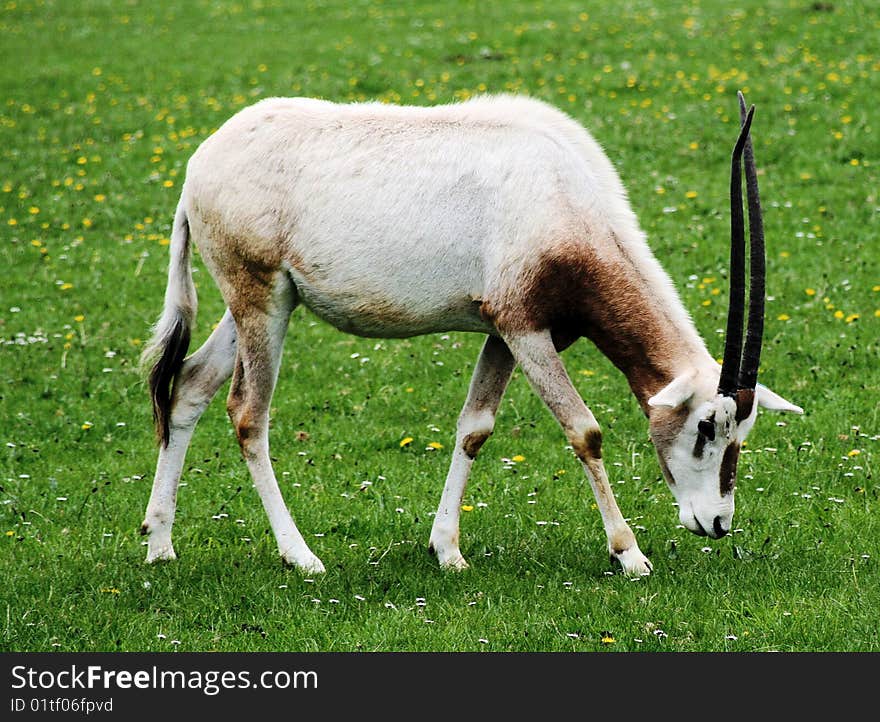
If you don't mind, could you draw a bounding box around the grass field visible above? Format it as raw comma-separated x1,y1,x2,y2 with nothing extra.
1,0,878,652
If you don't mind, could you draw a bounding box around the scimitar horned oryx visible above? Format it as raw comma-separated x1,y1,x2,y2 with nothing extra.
140,90,802,577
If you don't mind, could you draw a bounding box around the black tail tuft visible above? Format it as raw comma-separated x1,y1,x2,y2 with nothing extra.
148,315,191,447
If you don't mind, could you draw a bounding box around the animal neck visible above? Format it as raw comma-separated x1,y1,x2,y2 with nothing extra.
572,239,713,414
512,232,715,414
584,319,706,414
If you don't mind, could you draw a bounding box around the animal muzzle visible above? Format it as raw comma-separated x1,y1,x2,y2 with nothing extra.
680,506,733,539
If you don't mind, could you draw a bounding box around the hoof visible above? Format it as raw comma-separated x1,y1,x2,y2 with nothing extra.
612,546,653,578
439,555,469,571
282,551,326,574
430,539,469,571
146,544,177,563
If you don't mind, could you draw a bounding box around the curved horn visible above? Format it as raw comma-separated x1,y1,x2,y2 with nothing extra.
717,102,755,397
737,92,765,391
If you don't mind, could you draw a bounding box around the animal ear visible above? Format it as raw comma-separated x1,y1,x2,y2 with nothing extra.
648,372,697,409
756,383,803,414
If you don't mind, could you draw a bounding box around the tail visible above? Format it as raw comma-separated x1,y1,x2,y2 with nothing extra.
140,200,197,447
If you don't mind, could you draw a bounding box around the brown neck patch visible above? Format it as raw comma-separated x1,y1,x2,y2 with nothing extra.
490,236,698,410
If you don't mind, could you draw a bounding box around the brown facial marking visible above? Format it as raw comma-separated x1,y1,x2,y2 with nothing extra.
461,431,490,459
719,443,740,496
572,428,603,460
656,453,674,485
650,404,689,450
650,405,689,484
735,388,755,422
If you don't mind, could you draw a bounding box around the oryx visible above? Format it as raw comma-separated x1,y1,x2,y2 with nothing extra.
140,91,801,576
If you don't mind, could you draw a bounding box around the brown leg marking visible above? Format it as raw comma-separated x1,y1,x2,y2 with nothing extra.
571,428,603,461
233,410,259,448
609,528,637,557
462,430,491,459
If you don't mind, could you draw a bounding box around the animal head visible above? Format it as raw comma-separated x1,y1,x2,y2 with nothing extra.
648,369,800,538
647,93,802,539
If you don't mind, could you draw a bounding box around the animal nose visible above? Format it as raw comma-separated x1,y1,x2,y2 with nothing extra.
712,516,729,538
691,516,708,536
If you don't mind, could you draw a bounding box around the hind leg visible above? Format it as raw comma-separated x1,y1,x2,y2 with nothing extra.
226,277,324,573
142,309,237,562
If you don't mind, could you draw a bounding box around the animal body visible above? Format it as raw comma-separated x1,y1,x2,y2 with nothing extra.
141,92,801,577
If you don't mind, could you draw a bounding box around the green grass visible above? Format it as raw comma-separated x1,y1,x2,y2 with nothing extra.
1,0,878,652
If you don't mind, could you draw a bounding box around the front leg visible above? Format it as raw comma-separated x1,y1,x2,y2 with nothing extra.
429,335,515,570
578,453,653,577
503,330,652,577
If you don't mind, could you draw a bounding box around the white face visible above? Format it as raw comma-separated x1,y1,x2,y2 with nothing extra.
649,392,758,539
646,369,801,539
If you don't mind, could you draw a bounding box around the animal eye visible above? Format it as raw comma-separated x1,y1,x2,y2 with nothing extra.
697,419,716,441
